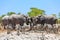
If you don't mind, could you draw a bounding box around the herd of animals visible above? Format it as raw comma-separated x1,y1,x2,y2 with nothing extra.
1,14,60,34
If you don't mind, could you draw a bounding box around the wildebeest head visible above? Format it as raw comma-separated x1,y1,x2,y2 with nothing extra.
2,15,10,24
37,15,46,24
2,15,10,29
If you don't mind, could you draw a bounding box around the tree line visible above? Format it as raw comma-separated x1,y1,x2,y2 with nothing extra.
0,7,60,23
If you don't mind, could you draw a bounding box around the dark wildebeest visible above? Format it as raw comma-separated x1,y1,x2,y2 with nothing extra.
2,16,10,29
2,14,27,35
36,15,57,33
25,16,46,31
25,16,36,31
10,14,28,35
34,15,46,31
44,15,57,33
33,15,57,32
2,15,13,34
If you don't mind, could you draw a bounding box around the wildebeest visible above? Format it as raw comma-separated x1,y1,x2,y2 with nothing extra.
2,14,25,34
2,15,13,34
44,15,57,32
2,15,10,29
2,14,58,34
39,15,57,33
31,15,57,32
9,14,30,35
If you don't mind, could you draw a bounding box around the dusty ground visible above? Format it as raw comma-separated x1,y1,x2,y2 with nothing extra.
0,30,60,40
0,24,60,40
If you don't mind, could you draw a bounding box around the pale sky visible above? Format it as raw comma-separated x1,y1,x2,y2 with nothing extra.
0,0,60,17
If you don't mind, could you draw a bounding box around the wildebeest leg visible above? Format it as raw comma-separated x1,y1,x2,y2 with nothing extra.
58,26,60,34
7,24,13,35
51,24,55,33
46,24,52,33
43,23,47,32
7,29,11,34
41,24,44,31
16,24,21,36
20,23,23,32
12,23,15,30
45,24,49,33
17,28,20,36
53,24,58,34
7,25,10,34
29,22,33,31
4,26,6,29
4,25,7,30
50,24,56,33
7,25,11,34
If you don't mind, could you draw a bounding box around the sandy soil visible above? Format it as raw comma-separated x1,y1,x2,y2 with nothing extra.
0,24,60,40
0,31,60,40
